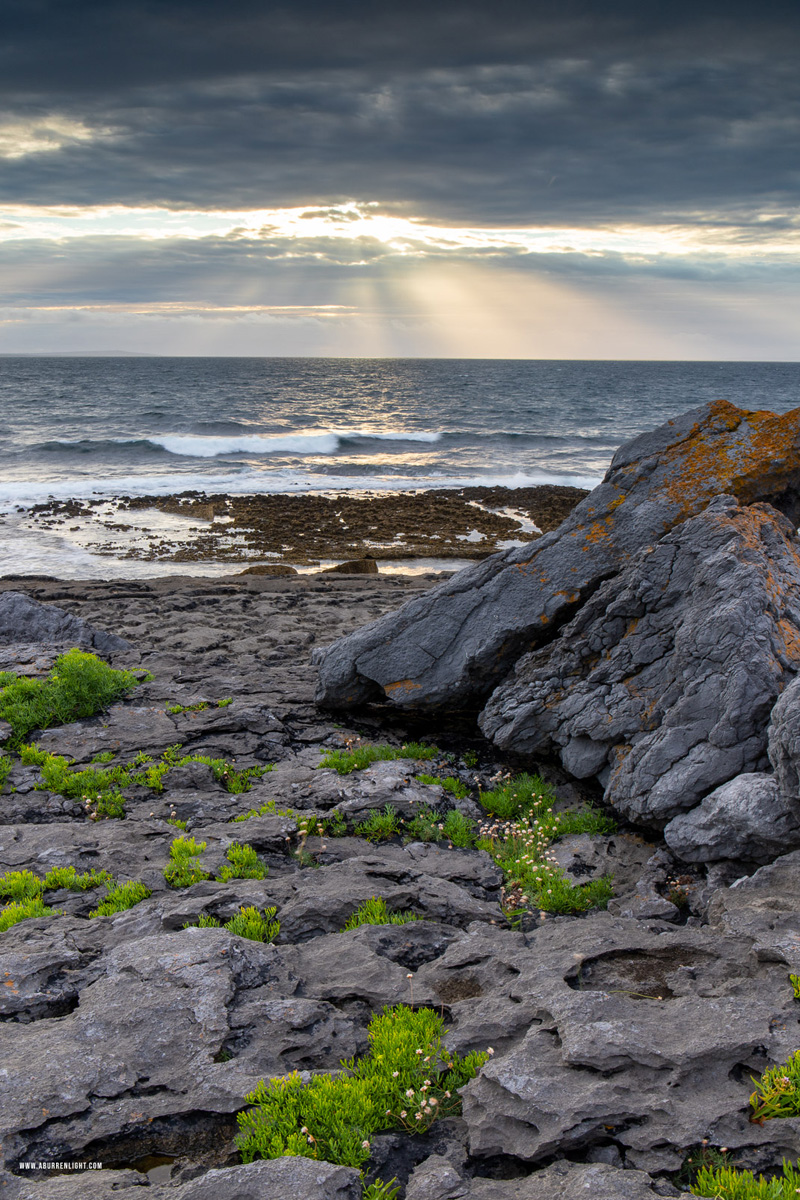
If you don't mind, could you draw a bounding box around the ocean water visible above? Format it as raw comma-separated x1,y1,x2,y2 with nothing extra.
1,357,799,578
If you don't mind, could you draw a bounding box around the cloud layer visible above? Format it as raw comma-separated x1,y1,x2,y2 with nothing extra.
2,1,799,355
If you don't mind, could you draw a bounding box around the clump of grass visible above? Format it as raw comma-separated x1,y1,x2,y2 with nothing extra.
0,865,112,899
750,1049,800,1122
164,836,211,888
218,843,267,881
167,697,233,714
0,869,44,900
319,741,438,775
43,866,113,892
236,1004,488,1169
90,750,115,764
192,913,222,928
364,1181,400,1200
342,896,423,931
89,880,151,917
404,807,476,849
0,650,147,745
790,973,800,1000
692,1158,800,1198
16,742,272,820
225,905,280,942
19,744,129,819
232,798,295,821
184,907,279,941
416,773,470,800
0,896,60,932
354,805,400,843
0,754,13,789
476,773,615,916
167,817,188,830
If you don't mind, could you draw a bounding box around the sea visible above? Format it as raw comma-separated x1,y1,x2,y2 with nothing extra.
1,357,799,579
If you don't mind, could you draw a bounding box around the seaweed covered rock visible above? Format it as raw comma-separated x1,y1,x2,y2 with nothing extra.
315,401,800,712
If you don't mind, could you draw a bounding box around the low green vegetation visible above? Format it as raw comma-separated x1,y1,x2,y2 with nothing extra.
319,742,437,775
14,742,272,821
164,836,211,888
0,649,147,745
0,754,12,789
404,807,475,848
232,798,295,821
89,880,151,917
186,905,280,943
476,773,615,916
166,697,233,715
342,896,423,931
416,773,470,800
218,843,267,881
236,1004,487,1169
0,896,60,932
0,865,112,899
790,973,800,1000
691,1159,800,1198
354,806,401,843
750,1048,800,1122
363,1181,400,1200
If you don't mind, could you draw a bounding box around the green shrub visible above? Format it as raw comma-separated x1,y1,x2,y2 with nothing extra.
750,1049,800,1122
0,869,44,900
692,1158,800,1198
0,896,60,932
164,836,211,888
476,774,615,916
43,866,113,892
416,773,470,800
91,750,115,764
0,754,14,789
354,806,400,843
0,650,145,744
232,798,295,821
218,843,267,881
342,896,423,931
90,880,151,917
19,744,129,819
363,1180,400,1200
236,1004,487,1169
404,807,476,848
191,913,222,928
790,973,800,1000
479,773,557,819
319,742,437,775
224,905,279,942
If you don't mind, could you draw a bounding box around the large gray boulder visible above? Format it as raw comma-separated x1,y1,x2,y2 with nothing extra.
663,772,800,862
0,591,129,657
315,401,800,712
481,497,800,824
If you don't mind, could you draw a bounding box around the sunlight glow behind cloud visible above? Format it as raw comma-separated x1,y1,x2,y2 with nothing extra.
1,201,800,261
0,117,109,160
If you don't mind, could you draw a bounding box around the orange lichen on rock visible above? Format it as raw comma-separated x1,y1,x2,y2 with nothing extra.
384,679,423,697
655,400,800,521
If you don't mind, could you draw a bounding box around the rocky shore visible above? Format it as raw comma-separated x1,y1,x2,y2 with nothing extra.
4,401,800,1199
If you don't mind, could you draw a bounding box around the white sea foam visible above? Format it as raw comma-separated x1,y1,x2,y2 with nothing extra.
146,432,341,457
141,428,442,458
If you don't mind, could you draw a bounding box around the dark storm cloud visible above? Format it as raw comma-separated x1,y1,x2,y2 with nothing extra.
1,1,800,224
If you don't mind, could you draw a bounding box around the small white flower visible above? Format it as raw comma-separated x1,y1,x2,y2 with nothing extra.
400,1110,407,1118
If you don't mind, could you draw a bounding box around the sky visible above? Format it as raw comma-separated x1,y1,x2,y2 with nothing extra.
2,0,800,358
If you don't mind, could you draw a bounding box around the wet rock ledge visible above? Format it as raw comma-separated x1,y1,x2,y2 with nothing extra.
4,403,800,1197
